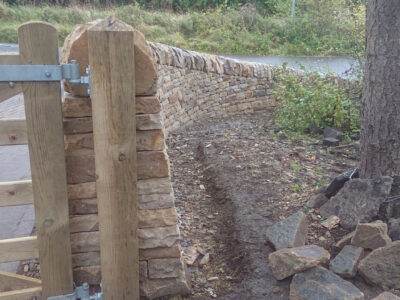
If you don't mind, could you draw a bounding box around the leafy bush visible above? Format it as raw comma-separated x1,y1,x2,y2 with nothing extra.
274,65,361,135
0,1,365,57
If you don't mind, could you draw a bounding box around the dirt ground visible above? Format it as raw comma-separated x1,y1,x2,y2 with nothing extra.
18,111,400,299
167,111,398,300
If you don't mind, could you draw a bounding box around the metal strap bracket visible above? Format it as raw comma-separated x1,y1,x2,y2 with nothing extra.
47,282,103,300
0,60,91,94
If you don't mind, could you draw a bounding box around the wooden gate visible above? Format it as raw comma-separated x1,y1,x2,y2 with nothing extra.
0,22,74,299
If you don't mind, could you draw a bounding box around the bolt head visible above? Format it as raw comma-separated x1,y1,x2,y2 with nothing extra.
45,71,51,77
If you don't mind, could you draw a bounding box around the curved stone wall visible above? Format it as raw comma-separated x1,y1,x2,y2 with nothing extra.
60,21,283,300
148,42,278,132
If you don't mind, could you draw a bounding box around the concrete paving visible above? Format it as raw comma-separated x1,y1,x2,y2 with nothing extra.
0,94,35,273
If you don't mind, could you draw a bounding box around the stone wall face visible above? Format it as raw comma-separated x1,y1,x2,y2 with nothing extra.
148,42,277,132
62,94,190,299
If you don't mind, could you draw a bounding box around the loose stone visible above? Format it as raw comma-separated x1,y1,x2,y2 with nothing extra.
266,211,308,250
329,245,364,278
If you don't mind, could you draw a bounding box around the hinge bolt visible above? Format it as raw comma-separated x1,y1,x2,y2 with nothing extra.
45,71,51,78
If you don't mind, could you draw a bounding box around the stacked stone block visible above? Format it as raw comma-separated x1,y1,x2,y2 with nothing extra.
148,42,278,132
62,93,190,299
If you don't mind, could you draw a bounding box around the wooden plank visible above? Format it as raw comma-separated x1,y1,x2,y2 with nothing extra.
88,19,139,299
0,119,27,146
0,180,33,207
0,287,42,300
0,53,22,103
18,21,74,298
0,270,41,292
0,52,20,65
0,236,38,263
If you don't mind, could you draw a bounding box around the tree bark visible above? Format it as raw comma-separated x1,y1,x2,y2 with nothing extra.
360,0,400,178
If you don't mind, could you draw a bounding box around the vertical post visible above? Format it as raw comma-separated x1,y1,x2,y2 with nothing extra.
88,18,139,299
18,22,74,298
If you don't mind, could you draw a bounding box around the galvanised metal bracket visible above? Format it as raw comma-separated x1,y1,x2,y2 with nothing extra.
0,60,91,94
47,282,103,300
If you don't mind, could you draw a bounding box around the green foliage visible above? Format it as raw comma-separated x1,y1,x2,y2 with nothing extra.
274,65,361,135
0,1,365,57
290,162,301,173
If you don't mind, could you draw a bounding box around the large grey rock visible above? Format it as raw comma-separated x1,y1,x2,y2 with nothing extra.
351,223,392,250
371,292,400,300
329,245,364,278
266,211,308,250
324,126,344,141
290,266,364,300
325,169,360,198
269,245,330,280
358,241,400,290
388,218,400,241
323,137,340,147
320,177,393,229
379,198,400,219
306,193,329,208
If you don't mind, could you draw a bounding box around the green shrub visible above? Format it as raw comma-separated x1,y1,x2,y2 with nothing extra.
274,65,361,135
0,1,365,57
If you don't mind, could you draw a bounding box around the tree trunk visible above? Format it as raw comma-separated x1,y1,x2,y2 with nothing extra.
360,0,400,178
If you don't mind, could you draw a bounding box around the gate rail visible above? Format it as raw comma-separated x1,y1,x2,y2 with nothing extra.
0,21,74,299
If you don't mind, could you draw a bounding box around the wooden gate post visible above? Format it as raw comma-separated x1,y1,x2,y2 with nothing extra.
88,19,139,299
18,22,74,298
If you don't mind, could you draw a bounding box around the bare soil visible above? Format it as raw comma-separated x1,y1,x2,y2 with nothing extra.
167,111,396,300
18,111,400,299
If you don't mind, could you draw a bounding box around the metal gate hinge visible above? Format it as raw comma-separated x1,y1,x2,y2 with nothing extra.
0,60,90,94
46,282,102,300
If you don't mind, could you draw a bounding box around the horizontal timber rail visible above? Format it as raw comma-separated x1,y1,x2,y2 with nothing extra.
0,236,38,263
0,119,27,146
0,271,42,300
0,287,42,300
0,180,33,207
0,53,22,103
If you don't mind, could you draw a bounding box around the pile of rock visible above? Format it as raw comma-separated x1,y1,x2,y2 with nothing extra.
266,210,400,300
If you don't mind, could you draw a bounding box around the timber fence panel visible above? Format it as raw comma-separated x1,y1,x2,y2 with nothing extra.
18,21,74,298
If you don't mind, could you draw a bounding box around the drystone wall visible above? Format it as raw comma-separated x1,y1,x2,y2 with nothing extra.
61,21,280,300
148,42,278,132
63,94,191,299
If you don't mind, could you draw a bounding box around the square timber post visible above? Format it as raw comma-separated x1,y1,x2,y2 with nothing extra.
87,18,139,299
